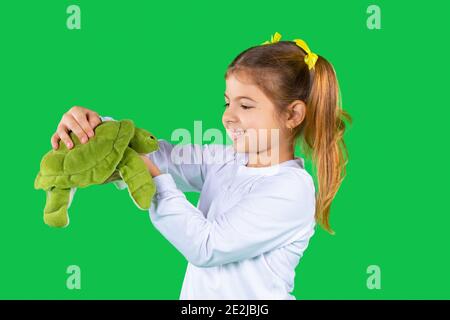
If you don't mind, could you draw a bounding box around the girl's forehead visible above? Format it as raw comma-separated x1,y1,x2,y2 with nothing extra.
226,75,261,97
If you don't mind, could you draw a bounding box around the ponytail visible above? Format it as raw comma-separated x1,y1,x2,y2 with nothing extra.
303,56,352,234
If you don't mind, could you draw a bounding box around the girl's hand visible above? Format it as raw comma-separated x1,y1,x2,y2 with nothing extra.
51,106,102,150
140,154,161,178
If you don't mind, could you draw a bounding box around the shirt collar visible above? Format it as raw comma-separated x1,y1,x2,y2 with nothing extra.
235,151,305,176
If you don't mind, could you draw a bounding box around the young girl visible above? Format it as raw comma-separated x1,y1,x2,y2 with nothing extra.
51,32,351,299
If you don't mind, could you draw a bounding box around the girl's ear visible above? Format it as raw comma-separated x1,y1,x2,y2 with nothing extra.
285,100,306,129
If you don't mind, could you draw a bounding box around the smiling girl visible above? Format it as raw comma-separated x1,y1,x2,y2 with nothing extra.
51,32,351,299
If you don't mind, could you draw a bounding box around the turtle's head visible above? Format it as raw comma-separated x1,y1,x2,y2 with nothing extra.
129,127,159,154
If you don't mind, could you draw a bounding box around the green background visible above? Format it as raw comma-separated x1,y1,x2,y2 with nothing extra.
0,0,449,299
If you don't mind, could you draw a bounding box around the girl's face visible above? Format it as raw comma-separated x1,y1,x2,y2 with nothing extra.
222,73,290,163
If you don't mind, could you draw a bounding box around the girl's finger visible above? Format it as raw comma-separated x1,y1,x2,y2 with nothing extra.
71,108,95,138
56,125,74,149
63,114,89,144
87,112,102,133
50,132,61,149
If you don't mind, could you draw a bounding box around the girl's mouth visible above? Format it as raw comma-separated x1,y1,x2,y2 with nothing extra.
227,128,246,141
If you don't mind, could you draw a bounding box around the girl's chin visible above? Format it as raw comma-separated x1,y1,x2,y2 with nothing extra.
231,141,247,153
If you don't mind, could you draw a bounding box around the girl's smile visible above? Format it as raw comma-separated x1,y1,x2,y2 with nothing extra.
226,128,247,141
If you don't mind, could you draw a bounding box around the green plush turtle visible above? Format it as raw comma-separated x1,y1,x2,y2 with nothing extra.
34,119,159,228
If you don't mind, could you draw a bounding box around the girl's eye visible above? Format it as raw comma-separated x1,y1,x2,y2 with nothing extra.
223,103,253,110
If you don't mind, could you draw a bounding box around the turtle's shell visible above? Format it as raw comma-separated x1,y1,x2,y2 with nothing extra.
34,120,135,190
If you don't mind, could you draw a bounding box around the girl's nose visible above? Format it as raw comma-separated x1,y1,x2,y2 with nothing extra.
223,107,239,124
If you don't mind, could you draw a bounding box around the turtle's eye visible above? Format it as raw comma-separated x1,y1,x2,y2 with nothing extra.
150,136,155,140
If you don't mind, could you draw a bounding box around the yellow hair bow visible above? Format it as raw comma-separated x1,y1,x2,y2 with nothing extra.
262,32,318,70
262,31,282,45
293,38,318,70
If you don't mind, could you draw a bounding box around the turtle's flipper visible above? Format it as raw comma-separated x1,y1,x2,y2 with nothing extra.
44,187,76,228
102,170,127,190
117,147,156,210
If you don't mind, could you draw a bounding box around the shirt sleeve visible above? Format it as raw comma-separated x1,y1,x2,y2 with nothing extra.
99,115,230,193
149,172,316,268
146,140,231,193
99,115,115,122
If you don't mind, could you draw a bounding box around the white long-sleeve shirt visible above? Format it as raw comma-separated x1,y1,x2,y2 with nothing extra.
100,116,317,299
